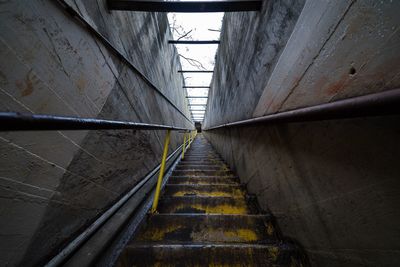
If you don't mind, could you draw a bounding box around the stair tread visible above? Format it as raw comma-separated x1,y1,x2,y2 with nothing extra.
163,184,246,198
168,177,239,185
133,213,277,244
157,196,260,214
117,243,298,267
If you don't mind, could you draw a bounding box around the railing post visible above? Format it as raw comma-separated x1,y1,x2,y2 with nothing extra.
188,131,192,148
182,132,187,159
151,129,171,213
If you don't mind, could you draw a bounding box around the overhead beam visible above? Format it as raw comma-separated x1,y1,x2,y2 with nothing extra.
184,86,210,88
107,0,262,12
169,40,220,44
178,70,214,73
186,96,208,98
189,104,207,106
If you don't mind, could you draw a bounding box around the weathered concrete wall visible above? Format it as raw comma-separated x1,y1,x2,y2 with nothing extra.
0,0,191,266
204,0,400,266
205,0,305,126
253,0,400,117
205,117,400,266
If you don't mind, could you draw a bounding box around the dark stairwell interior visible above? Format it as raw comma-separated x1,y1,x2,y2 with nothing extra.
0,1,399,267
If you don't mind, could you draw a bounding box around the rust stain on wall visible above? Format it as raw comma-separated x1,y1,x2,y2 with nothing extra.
76,76,87,92
326,74,348,96
16,70,35,97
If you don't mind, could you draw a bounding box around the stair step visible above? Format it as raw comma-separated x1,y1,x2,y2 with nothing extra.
163,184,245,198
184,156,222,160
116,243,298,267
168,176,239,185
184,153,219,156
178,162,224,166
157,196,259,214
175,165,228,171
179,163,226,166
172,169,233,177
115,135,304,267
133,214,277,244
181,159,224,164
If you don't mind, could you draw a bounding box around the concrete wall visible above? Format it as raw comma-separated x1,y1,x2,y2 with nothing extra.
205,0,305,126
0,0,191,266
204,0,400,266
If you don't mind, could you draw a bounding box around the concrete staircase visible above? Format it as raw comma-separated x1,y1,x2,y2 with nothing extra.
116,134,304,266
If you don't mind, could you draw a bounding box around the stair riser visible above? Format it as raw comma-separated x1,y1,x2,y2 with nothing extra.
178,162,223,165
184,156,221,159
168,177,239,185
175,166,227,171
172,170,233,177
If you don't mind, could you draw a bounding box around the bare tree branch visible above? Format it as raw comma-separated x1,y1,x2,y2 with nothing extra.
179,54,206,70
177,29,193,41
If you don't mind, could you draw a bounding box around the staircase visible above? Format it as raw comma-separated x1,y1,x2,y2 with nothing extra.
116,134,304,266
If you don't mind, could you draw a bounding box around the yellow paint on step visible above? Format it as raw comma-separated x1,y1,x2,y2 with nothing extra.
224,229,258,242
137,225,182,241
221,165,229,171
266,222,275,235
172,203,248,214
268,246,280,262
195,203,247,214
172,188,245,198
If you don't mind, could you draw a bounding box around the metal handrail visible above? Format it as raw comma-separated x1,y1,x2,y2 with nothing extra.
204,88,400,130
0,112,193,131
44,133,196,267
0,111,197,214
151,129,197,212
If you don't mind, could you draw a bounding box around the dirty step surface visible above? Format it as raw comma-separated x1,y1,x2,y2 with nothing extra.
116,134,303,267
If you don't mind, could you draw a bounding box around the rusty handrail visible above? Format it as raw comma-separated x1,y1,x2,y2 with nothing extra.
204,88,400,130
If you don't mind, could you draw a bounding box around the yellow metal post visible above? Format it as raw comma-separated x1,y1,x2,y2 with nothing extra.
182,132,187,159
188,131,192,148
151,130,171,213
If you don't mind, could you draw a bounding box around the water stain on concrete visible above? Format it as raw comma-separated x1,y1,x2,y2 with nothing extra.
16,71,35,97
